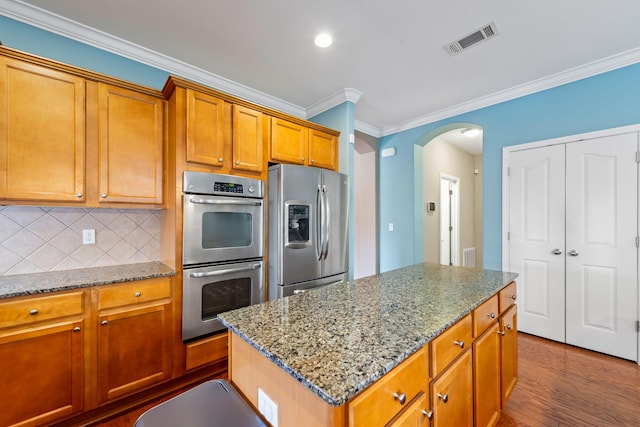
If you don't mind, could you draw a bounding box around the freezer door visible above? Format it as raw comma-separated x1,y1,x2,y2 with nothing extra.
322,169,349,277
273,164,323,286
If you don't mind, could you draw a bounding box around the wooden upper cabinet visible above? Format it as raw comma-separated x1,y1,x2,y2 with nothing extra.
309,128,338,170
186,88,225,168
0,56,85,202
232,104,264,173
270,117,308,165
97,83,164,204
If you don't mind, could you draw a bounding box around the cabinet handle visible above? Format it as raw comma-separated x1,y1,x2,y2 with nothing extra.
134,291,142,297
29,309,38,315
393,391,407,405
437,393,449,403
235,160,241,165
551,248,562,255
73,327,81,332
101,193,107,199
421,409,433,419
487,312,496,319
510,294,517,301
453,340,464,349
498,330,506,336
506,324,512,330
301,157,305,162
101,320,108,326
218,157,224,162
76,192,83,198
568,249,579,257
311,159,315,164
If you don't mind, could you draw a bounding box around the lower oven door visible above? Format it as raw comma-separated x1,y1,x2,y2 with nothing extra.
182,260,264,341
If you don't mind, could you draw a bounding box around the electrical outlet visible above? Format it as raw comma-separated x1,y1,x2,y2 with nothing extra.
388,223,394,232
258,388,278,427
82,229,96,245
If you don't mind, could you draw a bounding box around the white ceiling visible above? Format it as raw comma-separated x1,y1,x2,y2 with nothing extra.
4,0,640,138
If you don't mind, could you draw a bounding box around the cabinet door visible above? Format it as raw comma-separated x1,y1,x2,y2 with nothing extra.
0,320,84,426
270,117,308,165
0,56,85,202
232,104,264,173
499,305,518,408
388,392,431,427
186,89,225,168
97,301,172,403
473,323,501,427
98,83,163,204
431,350,472,427
309,128,337,170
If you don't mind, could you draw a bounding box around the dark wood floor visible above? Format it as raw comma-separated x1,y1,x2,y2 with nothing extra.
96,333,640,426
498,333,640,426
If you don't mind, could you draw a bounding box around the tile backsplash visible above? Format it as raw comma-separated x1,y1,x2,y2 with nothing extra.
0,206,161,276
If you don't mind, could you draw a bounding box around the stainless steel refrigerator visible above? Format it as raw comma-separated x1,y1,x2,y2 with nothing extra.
268,164,349,299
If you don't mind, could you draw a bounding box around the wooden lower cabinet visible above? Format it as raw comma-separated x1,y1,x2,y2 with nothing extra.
387,392,431,427
499,305,518,407
0,292,85,426
473,323,501,427
95,278,172,404
430,350,473,427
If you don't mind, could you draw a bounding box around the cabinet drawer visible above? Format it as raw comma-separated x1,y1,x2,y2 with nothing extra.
430,315,472,377
473,295,499,337
97,277,171,310
387,391,430,427
499,282,517,314
186,332,228,371
349,346,428,427
0,291,84,329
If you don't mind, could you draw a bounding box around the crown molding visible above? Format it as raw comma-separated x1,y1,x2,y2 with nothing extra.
0,0,306,118
306,87,362,119
380,46,640,137
354,120,382,138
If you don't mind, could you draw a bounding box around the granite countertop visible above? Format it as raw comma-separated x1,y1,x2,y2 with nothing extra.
0,262,176,299
218,262,518,407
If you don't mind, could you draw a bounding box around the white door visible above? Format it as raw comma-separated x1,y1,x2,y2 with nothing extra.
440,175,460,266
509,145,566,342
565,134,638,360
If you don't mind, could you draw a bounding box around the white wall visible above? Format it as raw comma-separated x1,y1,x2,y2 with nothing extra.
422,137,478,265
354,135,377,278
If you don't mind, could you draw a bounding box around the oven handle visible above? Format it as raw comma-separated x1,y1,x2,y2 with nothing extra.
189,197,262,206
188,263,261,278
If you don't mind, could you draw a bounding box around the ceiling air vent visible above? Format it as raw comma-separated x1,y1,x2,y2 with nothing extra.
445,22,499,56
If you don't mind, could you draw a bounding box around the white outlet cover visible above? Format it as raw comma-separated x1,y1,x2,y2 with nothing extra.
258,388,278,427
82,229,96,245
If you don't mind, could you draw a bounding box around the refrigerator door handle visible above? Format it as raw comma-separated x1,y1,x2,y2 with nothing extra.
322,185,330,260
316,185,323,260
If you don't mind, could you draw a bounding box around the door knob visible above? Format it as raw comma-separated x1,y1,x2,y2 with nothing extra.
568,250,579,257
551,248,562,255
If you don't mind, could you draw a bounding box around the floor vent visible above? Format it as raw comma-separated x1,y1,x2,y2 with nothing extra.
445,22,499,56
463,247,476,268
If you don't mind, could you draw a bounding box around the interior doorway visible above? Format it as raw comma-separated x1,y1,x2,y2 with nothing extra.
354,133,378,279
440,174,460,266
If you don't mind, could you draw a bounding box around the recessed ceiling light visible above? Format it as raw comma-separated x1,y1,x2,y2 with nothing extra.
314,33,332,48
461,128,481,137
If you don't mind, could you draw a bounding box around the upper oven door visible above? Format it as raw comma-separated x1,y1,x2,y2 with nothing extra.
183,194,264,265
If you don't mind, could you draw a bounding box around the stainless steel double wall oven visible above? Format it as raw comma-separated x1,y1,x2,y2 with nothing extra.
181,172,265,341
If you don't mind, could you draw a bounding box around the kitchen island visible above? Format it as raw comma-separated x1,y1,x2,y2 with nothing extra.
218,263,518,427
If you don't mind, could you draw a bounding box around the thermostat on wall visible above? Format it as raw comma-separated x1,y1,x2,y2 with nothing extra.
381,147,396,158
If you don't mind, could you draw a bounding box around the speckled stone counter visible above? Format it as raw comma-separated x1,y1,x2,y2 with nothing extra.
218,262,517,407
0,262,175,299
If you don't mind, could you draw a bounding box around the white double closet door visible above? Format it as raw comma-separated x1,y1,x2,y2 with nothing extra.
508,131,638,361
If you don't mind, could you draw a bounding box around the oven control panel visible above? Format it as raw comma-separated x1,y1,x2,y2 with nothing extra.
183,171,264,198
214,182,244,194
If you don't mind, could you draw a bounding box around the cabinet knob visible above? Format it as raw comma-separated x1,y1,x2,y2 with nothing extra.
218,157,224,162
551,248,562,255
487,312,496,319
568,249,579,257
393,391,407,405
29,309,38,315
453,340,465,349
101,193,107,199
498,330,506,336
301,157,305,162
506,324,512,330
134,291,141,297
437,393,449,403
510,294,517,301
76,193,83,198
73,326,81,332
236,160,241,165
311,159,315,164
101,320,108,326
421,409,433,419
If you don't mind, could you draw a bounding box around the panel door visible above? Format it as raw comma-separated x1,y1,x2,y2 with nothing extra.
232,104,264,173
0,56,85,202
508,145,566,342
308,129,337,170
270,117,308,165
186,89,225,168
565,133,638,360
98,83,164,204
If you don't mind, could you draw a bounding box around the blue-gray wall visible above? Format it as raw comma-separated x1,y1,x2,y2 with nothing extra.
379,62,640,272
